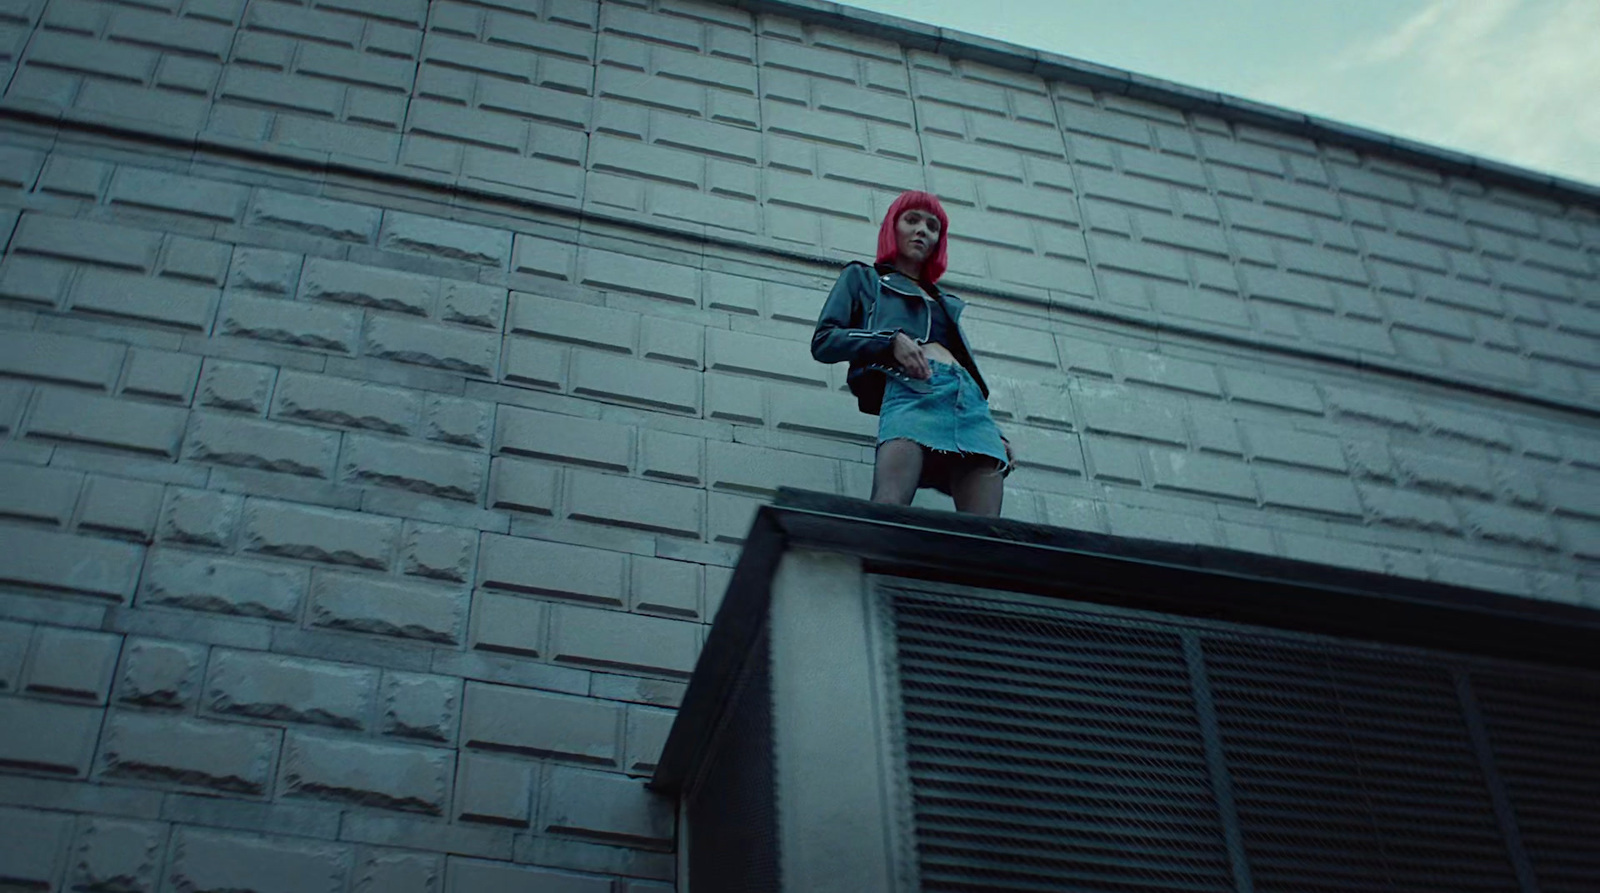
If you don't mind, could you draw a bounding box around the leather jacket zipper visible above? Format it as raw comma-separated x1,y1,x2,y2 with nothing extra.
879,275,932,345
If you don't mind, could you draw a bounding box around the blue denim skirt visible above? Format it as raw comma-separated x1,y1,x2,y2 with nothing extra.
877,361,1009,495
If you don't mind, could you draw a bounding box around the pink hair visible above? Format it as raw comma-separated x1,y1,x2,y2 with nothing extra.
875,191,950,285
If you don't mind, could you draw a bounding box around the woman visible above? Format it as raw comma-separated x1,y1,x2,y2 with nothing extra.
811,190,1013,515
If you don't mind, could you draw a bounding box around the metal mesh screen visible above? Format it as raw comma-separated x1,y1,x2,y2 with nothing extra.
892,591,1235,892
686,628,778,893
889,585,1599,893
1204,637,1515,892
1471,670,1600,892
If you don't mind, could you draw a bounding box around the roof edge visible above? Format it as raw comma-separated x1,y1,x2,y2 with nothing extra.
651,488,1600,794
730,0,1600,205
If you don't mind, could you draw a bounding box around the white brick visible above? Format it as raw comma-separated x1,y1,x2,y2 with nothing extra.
539,765,673,846
570,351,701,414
549,604,699,678
0,329,125,390
639,429,702,483
462,681,621,765
2,527,145,603
340,434,488,502
23,627,121,704
197,359,277,414
478,534,626,607
241,500,401,570
380,672,461,744
380,212,511,267
365,316,500,377
99,712,279,794
630,556,701,619
0,463,82,526
0,698,102,776
167,828,349,893
206,649,378,731
70,818,166,893
488,457,559,516
274,371,422,435
454,752,534,826
707,440,835,496
280,732,453,815
508,292,637,352
28,389,189,458
576,249,700,305
140,549,308,621
566,469,702,538
470,591,547,657
310,571,468,645
706,328,826,387
494,405,632,471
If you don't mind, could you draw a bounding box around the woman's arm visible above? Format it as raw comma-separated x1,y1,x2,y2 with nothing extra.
810,264,902,365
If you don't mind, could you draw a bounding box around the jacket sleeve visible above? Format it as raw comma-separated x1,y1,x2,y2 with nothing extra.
811,263,901,364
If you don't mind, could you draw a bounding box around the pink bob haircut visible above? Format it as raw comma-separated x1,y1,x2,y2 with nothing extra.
876,190,950,284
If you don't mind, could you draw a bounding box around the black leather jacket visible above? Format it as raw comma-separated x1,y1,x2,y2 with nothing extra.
811,262,991,415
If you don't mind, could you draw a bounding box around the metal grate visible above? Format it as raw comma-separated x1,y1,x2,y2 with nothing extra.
892,591,1235,892
687,628,778,893
1472,670,1600,893
1204,637,1516,892
888,585,1600,893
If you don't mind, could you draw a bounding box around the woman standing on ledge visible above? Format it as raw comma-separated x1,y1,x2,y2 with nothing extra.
811,190,1013,515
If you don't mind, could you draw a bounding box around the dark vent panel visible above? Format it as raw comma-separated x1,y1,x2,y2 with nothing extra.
889,585,1598,893
1204,638,1515,892
893,592,1234,892
1472,671,1600,893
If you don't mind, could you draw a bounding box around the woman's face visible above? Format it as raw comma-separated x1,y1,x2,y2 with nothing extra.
895,208,942,268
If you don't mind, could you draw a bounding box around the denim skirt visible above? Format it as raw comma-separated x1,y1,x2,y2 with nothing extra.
877,361,1009,495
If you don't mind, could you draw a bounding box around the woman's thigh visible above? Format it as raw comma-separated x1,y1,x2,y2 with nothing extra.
947,454,1004,516
871,437,924,504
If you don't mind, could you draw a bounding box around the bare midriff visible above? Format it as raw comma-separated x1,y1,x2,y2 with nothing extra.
922,341,958,365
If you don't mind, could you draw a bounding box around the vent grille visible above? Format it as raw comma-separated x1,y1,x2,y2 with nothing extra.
893,592,1234,892
1204,638,1515,892
890,585,1599,893
687,628,778,893
1472,670,1600,893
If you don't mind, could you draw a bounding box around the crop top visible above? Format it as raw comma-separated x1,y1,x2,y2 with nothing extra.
924,293,953,348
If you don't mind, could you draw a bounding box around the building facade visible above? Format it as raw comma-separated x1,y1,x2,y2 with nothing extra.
0,0,1594,890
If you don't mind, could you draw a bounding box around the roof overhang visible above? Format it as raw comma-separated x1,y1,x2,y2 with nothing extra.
653,488,1600,793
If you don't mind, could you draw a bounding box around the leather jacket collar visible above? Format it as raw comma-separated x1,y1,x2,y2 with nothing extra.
873,264,940,299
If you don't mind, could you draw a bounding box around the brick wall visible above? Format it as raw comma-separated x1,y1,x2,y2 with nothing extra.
0,0,1596,890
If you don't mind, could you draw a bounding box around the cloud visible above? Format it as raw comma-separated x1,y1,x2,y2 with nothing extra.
1348,0,1455,65
1260,0,1600,186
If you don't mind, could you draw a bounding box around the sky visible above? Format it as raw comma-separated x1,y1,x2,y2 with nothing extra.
841,0,1600,187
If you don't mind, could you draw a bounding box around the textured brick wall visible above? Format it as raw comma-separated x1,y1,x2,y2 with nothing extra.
0,0,1597,890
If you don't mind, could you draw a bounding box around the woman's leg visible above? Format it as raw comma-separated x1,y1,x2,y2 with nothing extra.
949,457,1005,516
871,438,924,505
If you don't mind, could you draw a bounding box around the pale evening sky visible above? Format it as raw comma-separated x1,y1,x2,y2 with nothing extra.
841,0,1600,188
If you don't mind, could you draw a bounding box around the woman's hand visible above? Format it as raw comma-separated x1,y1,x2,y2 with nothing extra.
891,331,931,379
1001,435,1015,467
